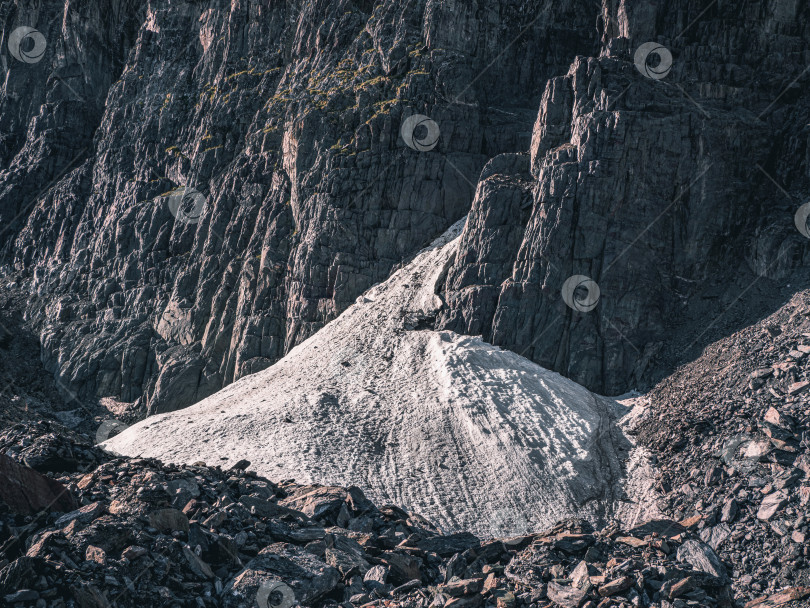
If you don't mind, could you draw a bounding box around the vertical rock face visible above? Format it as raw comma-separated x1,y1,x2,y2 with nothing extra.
438,2,810,394
1,0,809,411
0,0,599,413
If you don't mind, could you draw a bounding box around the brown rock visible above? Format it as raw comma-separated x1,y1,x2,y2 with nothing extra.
598,576,633,597
764,407,793,430
183,546,214,579
495,592,516,608
669,576,694,598
482,572,498,594
744,586,810,607
787,381,809,395
85,545,106,565
55,501,106,527
616,536,646,548
678,514,703,530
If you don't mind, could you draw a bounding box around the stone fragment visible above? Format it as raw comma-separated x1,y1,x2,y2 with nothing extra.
183,546,214,579
676,540,727,580
720,498,738,523
744,586,810,607
417,532,479,557
222,543,340,607
55,501,106,527
787,381,809,395
669,576,694,598
699,523,732,550
757,491,788,521
121,545,147,560
598,576,633,597
148,508,190,533
547,581,588,607
441,578,483,597
85,545,106,565
380,551,422,583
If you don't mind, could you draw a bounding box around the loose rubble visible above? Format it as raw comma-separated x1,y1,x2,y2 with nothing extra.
1,424,737,608
634,291,810,607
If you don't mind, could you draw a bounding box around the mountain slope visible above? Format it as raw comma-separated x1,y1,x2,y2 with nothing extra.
4,1,810,416
103,220,637,536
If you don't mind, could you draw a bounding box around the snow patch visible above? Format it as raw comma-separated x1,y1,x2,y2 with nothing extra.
104,219,636,536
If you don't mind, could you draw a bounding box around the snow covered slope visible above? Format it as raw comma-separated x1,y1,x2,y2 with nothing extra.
103,220,632,536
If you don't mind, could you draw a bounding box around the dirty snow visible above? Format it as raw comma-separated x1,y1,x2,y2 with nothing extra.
104,219,644,536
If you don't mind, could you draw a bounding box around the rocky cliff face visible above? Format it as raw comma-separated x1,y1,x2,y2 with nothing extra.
1,0,809,414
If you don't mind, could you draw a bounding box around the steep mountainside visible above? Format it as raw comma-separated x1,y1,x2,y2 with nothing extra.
1,0,810,415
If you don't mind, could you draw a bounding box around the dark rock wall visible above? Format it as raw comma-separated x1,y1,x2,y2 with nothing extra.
438,1,810,394
1,0,809,412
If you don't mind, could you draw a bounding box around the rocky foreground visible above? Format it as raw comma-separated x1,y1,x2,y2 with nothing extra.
0,421,740,608
6,299,810,608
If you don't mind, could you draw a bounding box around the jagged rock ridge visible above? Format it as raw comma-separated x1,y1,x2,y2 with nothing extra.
1,0,810,413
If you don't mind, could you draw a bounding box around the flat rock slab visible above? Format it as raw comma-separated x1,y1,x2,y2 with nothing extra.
0,453,76,514
628,519,686,539
676,540,727,581
417,532,480,557
757,490,788,521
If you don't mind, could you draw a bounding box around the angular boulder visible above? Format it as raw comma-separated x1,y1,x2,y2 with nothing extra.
0,453,77,514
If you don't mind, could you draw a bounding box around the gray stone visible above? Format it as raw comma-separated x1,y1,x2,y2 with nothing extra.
676,540,727,581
